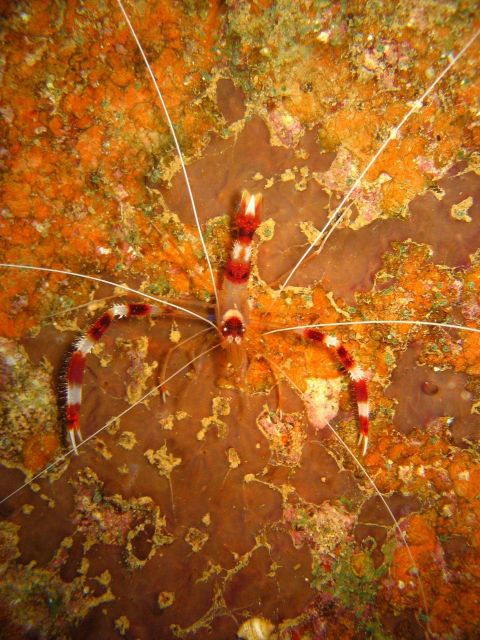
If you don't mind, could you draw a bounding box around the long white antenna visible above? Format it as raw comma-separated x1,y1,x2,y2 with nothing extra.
264,319,480,336
279,27,480,293
115,0,219,311
269,359,430,623
325,422,430,620
0,263,216,329
0,342,221,505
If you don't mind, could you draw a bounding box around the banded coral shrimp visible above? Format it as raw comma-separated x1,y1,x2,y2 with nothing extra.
0,1,480,638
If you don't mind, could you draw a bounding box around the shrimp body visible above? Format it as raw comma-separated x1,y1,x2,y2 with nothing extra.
219,191,262,342
217,191,262,374
218,190,370,451
65,192,263,450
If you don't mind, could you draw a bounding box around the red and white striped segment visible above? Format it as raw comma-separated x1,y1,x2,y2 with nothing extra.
299,328,369,455
66,302,160,454
224,191,262,286
220,191,262,343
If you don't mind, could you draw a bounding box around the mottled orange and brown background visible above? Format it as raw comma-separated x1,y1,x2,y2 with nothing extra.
0,1,479,638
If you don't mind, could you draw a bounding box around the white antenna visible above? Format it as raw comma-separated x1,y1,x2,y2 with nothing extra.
279,27,480,293
264,319,480,337
325,422,430,620
0,263,216,328
115,0,219,313
269,359,430,625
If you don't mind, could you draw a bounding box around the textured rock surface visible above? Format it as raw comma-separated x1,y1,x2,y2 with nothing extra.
0,1,479,638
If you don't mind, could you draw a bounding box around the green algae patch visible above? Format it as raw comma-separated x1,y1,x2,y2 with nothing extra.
451,196,474,222
0,521,114,639
0,338,60,474
70,467,173,569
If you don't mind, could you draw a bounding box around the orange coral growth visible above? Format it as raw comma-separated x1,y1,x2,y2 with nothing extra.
448,453,480,502
455,331,480,375
0,0,222,339
388,514,439,614
22,433,60,473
